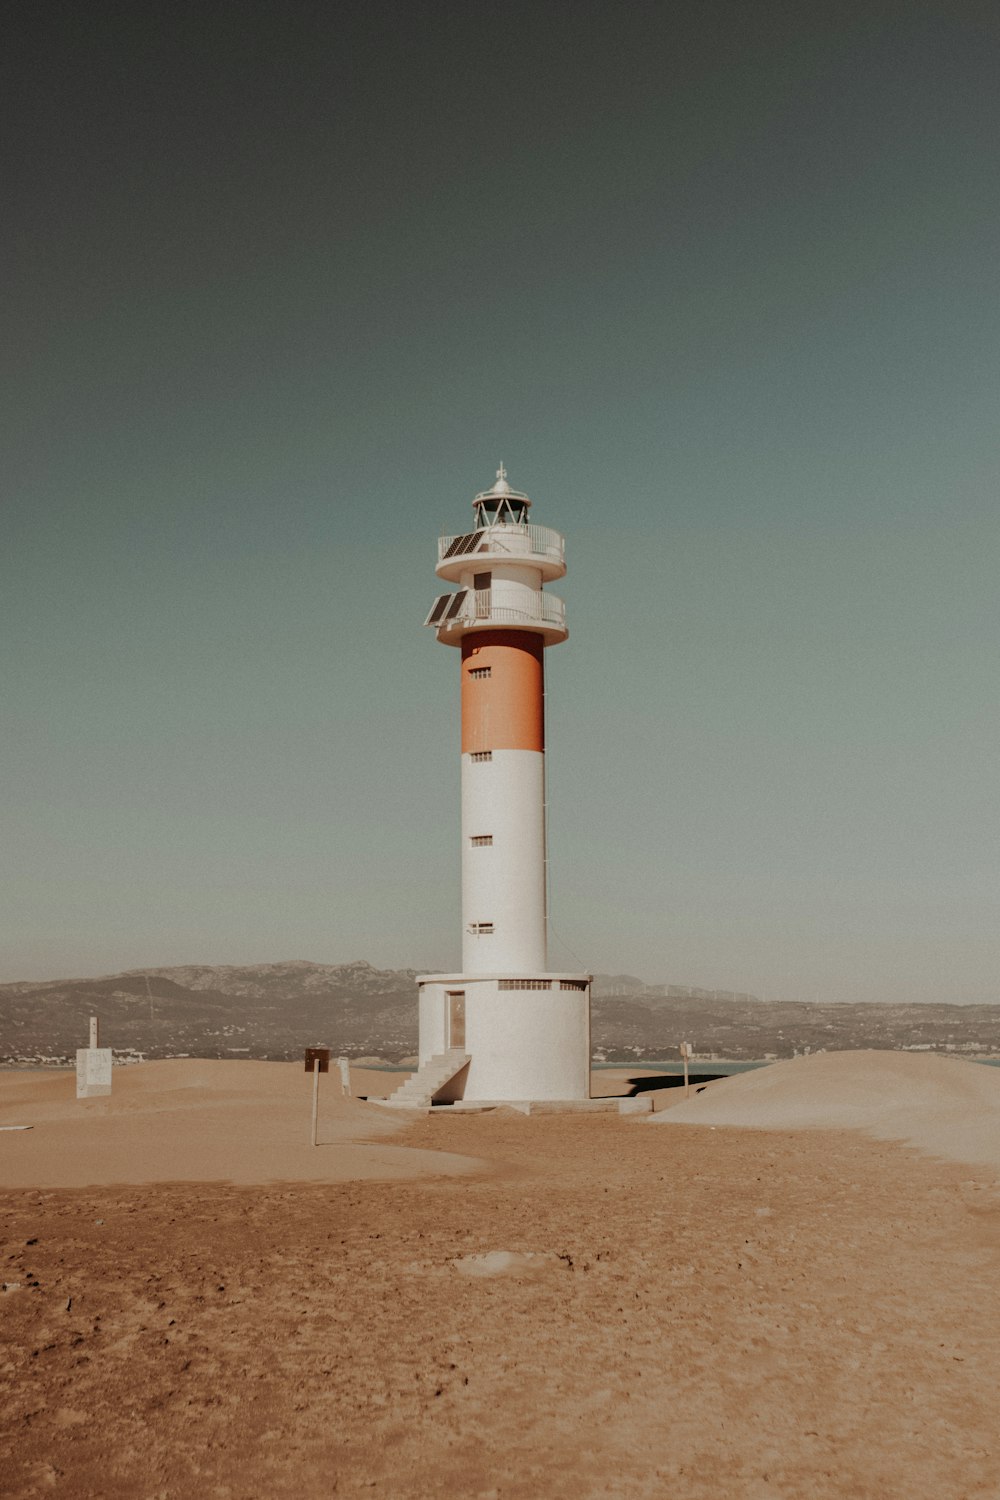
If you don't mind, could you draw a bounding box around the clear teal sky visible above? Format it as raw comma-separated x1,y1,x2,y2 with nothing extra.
3,1,997,1000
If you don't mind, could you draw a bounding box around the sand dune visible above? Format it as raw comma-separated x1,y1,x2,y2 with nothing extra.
651,1049,1000,1169
0,1060,481,1187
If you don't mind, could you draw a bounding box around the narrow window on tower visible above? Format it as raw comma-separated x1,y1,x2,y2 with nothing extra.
470,835,493,847
470,750,492,762
469,666,491,679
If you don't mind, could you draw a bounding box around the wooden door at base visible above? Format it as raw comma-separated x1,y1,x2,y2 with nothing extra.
447,991,465,1049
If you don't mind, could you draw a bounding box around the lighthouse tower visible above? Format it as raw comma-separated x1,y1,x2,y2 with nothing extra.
409,466,592,1105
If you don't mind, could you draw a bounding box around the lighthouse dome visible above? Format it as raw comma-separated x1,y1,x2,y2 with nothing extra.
473,463,531,526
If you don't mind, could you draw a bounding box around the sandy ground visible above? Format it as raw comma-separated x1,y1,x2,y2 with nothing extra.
652,1050,1000,1169
2,1054,1000,1499
0,1061,481,1187
0,1062,679,1189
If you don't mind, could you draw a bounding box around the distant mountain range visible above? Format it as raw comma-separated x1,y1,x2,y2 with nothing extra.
0,960,418,1065
2,960,999,1066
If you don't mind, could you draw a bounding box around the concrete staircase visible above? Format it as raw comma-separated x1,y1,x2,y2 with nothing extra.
381,1049,470,1108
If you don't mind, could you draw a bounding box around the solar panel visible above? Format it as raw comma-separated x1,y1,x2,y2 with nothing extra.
443,531,485,558
444,589,468,620
425,595,450,625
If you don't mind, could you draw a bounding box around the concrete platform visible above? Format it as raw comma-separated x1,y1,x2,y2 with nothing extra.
369,1096,652,1116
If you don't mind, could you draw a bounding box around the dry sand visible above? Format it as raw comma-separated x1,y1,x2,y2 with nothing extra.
0,1061,481,1187
651,1049,1000,1169
2,1053,1000,1499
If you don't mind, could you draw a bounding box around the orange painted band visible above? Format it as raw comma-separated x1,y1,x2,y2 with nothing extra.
461,630,545,753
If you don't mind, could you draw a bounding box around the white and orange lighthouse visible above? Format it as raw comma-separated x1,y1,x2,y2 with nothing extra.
400,466,592,1106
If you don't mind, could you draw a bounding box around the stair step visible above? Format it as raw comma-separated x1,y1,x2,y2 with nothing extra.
383,1050,470,1108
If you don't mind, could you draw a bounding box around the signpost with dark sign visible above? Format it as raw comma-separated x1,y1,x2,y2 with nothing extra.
304,1047,331,1144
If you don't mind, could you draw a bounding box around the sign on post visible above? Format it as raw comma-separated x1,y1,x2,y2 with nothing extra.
304,1048,331,1146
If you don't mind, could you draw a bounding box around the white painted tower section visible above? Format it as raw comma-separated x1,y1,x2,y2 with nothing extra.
461,750,546,973
416,466,592,1103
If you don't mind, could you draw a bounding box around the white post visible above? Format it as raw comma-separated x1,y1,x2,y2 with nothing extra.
680,1041,690,1099
338,1056,351,1097
89,1016,99,1048
311,1058,320,1146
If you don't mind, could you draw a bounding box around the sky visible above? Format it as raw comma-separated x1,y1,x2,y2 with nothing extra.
3,0,997,1002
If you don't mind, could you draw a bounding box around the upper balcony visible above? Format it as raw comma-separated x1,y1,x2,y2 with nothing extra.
424,587,568,647
436,522,566,583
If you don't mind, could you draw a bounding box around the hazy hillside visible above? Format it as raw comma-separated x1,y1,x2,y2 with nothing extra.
2,961,999,1066
0,961,418,1064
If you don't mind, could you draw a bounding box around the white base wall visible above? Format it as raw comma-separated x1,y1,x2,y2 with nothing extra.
417,974,591,1101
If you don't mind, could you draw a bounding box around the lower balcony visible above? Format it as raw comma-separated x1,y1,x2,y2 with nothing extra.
424,588,567,643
